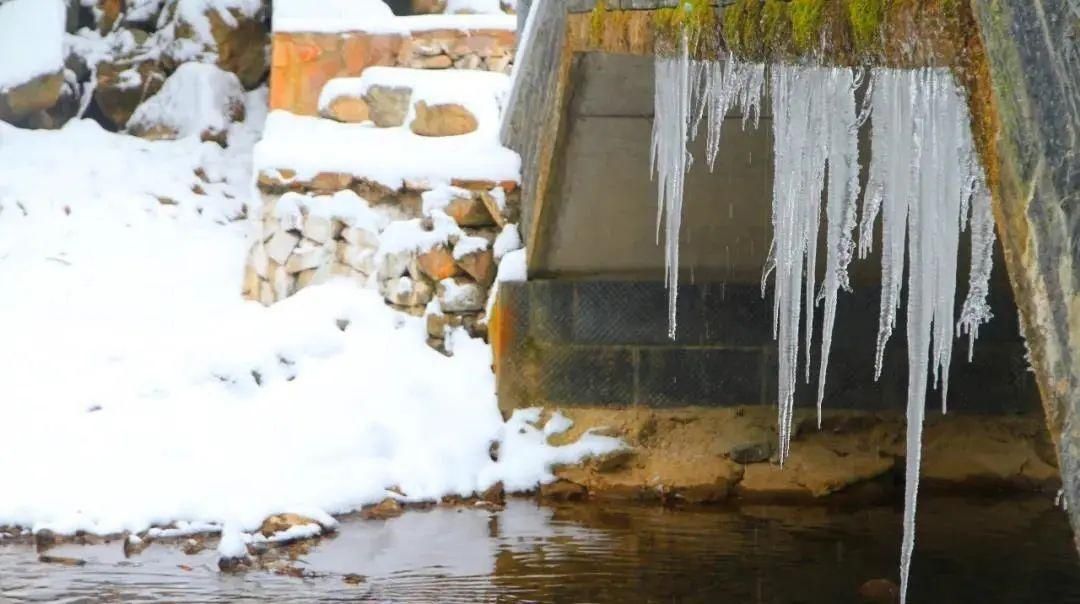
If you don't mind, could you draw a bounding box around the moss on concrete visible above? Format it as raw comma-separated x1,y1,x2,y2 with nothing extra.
653,0,720,58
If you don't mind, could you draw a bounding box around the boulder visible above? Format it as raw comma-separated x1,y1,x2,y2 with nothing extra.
163,1,268,90
127,63,245,144
437,277,485,312
410,101,478,137
443,192,496,227
94,58,166,129
92,0,124,33
0,71,64,124
337,242,376,274
322,96,370,123
384,276,434,307
417,244,461,281
363,85,411,127
455,247,495,286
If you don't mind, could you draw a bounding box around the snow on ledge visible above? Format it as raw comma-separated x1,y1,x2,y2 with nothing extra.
254,110,520,190
274,8,516,34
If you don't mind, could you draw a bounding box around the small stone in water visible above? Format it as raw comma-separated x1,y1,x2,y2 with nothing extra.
38,555,85,566
729,441,772,464
859,578,900,603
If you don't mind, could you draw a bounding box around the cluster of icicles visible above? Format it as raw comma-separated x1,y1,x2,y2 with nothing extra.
651,37,996,604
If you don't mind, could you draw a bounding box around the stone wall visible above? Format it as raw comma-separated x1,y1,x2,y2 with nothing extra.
270,28,516,116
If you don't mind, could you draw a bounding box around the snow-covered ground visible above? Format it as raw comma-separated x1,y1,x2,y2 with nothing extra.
0,90,620,537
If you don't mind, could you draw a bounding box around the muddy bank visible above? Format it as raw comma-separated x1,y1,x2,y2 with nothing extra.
547,406,1059,503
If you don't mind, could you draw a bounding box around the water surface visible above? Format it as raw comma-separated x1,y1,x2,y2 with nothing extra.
2,496,1078,603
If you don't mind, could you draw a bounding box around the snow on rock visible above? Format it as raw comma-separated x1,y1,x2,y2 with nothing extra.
127,62,246,142
0,0,65,93
255,110,520,190
273,0,515,34
492,223,522,260
321,67,511,138
445,0,504,14
0,121,612,537
173,0,265,45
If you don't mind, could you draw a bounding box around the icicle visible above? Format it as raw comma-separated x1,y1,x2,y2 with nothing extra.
765,65,851,460
653,50,766,339
958,174,995,360
815,68,862,424
650,35,692,338
860,67,992,604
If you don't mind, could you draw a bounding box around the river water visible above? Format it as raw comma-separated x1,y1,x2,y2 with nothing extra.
2,496,1078,603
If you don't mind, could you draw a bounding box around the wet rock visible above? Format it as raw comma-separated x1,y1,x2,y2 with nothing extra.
259,513,323,538
858,578,899,603
218,554,252,573
343,573,366,585
729,441,772,464
481,481,506,505
181,538,205,555
410,101,478,137
122,533,150,557
539,479,588,502
589,447,635,473
38,554,86,566
362,498,403,520
364,85,411,127
34,529,57,553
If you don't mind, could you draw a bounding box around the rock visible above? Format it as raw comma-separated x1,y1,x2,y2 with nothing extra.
363,85,411,127
589,448,635,473
729,441,773,464
341,225,380,249
410,101,478,137
218,554,252,573
539,479,587,501
127,63,245,144
38,555,86,566
181,538,206,555
858,579,900,603
94,58,166,129
323,96,370,123
285,241,332,274
337,243,376,274
0,71,64,124
411,0,446,14
21,77,80,130
426,311,448,339
93,0,124,33
167,4,269,89
250,243,269,278
34,529,57,553
409,54,453,69
265,230,300,264
417,244,461,281
259,513,322,538
297,262,335,289
362,498,403,520
123,533,150,557
444,192,496,227
384,276,434,307
377,246,414,281
480,481,506,505
269,264,295,300
308,171,354,193
456,247,495,286
437,278,485,312
302,214,340,244
343,573,366,585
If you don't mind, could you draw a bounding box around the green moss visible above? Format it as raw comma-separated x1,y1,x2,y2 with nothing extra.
846,0,884,54
589,0,607,46
654,0,719,58
789,0,825,53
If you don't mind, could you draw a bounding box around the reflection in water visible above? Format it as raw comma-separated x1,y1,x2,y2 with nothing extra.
1,497,1078,603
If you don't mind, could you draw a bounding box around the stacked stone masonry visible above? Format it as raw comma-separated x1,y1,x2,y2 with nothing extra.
270,28,517,116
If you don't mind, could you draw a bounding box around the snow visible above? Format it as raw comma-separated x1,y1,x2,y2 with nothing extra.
445,0,504,14
492,223,522,260
255,110,520,190
0,0,65,92
453,235,489,260
0,112,613,537
127,63,245,138
273,0,515,34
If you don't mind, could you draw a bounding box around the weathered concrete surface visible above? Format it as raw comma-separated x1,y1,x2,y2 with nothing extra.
969,0,1080,545
547,406,1059,502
